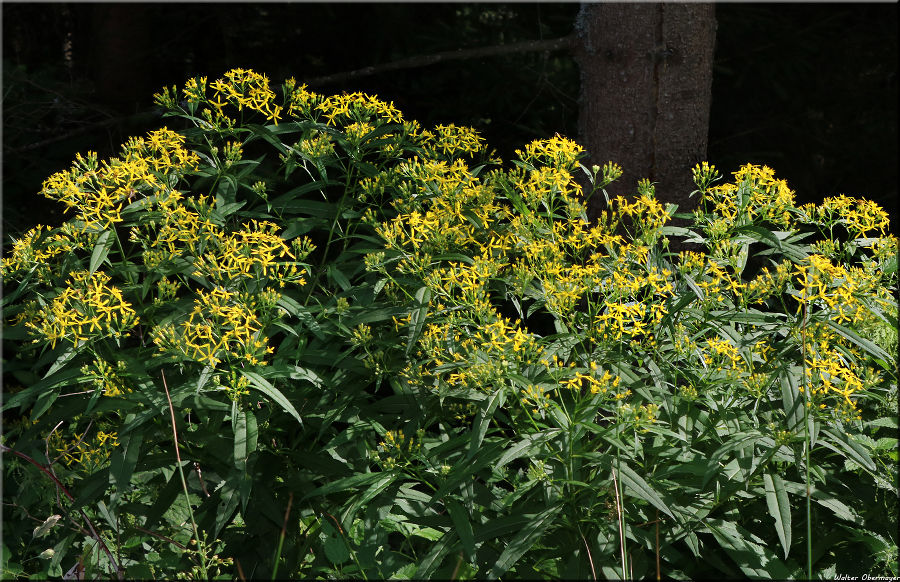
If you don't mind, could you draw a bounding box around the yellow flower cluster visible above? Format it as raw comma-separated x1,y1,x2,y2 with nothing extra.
21,270,138,349
1,223,100,280
558,361,621,396
210,68,283,123
50,427,120,471
403,310,542,392
515,133,584,172
692,161,720,192
159,69,404,133
611,193,672,244
742,260,794,306
801,194,892,238
702,336,743,376
297,132,336,160
371,135,677,420
135,194,217,268
616,401,660,432
191,219,309,287
216,369,252,403
673,239,894,421
794,254,892,323
377,157,507,256
317,91,404,126
151,287,279,368
131,194,313,290
702,163,797,230
38,130,199,231
80,358,133,397
372,428,425,470
283,78,321,118
801,347,869,422
420,124,487,158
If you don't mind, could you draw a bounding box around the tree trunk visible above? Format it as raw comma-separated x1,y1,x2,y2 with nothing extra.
87,4,157,113
574,3,717,220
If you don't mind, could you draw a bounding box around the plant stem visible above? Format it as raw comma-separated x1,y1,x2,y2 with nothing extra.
271,492,293,580
160,369,208,578
801,298,813,579
612,459,628,580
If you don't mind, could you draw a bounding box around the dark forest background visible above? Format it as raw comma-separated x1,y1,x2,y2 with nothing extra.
2,3,897,238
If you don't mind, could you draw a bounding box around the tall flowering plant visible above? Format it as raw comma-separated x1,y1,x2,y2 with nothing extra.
2,69,896,579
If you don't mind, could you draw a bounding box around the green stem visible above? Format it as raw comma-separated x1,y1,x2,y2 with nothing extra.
303,164,356,306
270,492,293,580
612,451,628,580
800,294,812,579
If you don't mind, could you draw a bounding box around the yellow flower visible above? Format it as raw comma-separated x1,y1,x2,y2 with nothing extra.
28,271,138,349
515,134,584,171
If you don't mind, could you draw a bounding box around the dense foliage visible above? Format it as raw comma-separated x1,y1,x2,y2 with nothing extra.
2,69,897,579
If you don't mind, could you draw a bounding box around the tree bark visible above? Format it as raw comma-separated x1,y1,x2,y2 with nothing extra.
574,3,717,219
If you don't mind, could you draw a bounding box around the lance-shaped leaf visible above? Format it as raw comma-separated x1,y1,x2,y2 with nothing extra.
618,463,676,521
489,504,562,579
763,473,792,558
240,370,302,425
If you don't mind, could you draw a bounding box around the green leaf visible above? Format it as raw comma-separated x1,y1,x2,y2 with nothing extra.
473,513,533,543
705,518,792,579
617,463,676,521
763,473,792,558
245,123,289,154
411,526,444,541
819,427,876,473
488,504,562,579
427,442,505,509
778,368,805,431
109,429,143,503
321,518,351,565
733,224,783,252
867,417,899,431
327,264,351,291
814,495,859,523
302,472,388,500
495,430,560,469
413,529,454,579
445,499,475,562
467,388,505,460
43,344,80,380
240,370,302,426
89,230,115,275
340,471,397,526
143,469,185,529
405,286,431,357
277,198,340,219
232,408,257,472
822,319,892,367
214,472,244,539
389,563,418,579
1,366,80,414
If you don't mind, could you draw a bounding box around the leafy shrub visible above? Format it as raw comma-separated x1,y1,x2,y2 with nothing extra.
2,68,897,579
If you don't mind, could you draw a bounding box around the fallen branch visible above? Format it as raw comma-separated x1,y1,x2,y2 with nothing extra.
4,111,161,155
304,34,575,87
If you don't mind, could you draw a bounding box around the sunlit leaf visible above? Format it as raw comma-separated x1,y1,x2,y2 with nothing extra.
763,473,792,558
